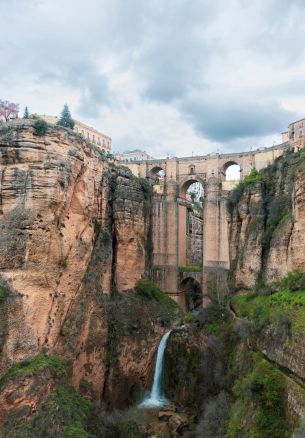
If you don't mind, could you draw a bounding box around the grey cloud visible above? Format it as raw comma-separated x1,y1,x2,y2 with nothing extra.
182,96,296,142
1,0,305,154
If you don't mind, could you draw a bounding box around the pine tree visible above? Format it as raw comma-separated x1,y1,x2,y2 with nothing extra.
23,106,29,119
57,104,74,129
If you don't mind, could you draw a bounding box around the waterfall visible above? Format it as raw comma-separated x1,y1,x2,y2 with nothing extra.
140,331,171,408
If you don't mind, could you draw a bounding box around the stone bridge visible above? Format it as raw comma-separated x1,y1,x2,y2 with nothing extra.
125,144,287,308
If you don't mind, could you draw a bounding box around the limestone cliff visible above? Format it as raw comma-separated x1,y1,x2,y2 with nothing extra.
228,150,305,291
0,122,150,383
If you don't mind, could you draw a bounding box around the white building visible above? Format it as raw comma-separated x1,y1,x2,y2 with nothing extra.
39,115,112,153
115,149,154,162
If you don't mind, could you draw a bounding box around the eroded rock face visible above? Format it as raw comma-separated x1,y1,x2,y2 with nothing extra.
229,154,305,291
0,124,150,380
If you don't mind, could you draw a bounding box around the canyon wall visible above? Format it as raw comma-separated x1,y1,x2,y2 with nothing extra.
228,150,305,291
0,122,150,384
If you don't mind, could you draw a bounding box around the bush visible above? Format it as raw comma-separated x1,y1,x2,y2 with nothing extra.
0,277,10,303
184,312,194,323
280,269,305,291
196,391,231,438
133,281,179,324
196,303,228,334
135,280,169,302
233,319,253,340
227,353,288,437
252,305,270,331
33,119,48,136
273,310,292,341
137,178,152,200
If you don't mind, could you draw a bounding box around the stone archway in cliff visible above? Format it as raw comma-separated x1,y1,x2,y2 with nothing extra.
178,178,205,267
148,166,165,183
223,161,241,181
178,277,203,311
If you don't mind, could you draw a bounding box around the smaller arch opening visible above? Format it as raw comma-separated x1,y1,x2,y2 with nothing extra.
224,162,241,181
149,166,165,183
180,179,204,201
179,277,202,311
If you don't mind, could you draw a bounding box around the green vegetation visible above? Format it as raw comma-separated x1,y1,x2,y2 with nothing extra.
184,311,194,323
137,177,152,200
178,264,201,272
280,268,305,291
33,118,48,136
7,384,94,438
227,169,262,214
197,302,230,335
0,277,10,303
4,381,145,437
135,280,178,314
226,353,289,438
0,354,64,389
232,270,305,333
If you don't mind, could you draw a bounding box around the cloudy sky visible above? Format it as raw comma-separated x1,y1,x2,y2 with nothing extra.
1,0,305,158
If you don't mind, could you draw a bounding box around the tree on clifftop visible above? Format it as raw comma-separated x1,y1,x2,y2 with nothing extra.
57,104,74,129
23,106,29,119
0,100,19,121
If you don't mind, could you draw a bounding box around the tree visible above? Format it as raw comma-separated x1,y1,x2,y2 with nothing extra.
33,119,48,136
23,106,29,119
0,100,19,122
57,104,74,129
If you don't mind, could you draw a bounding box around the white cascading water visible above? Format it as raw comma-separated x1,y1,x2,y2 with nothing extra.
139,331,171,408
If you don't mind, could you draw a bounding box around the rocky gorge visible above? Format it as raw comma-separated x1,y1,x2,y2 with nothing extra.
0,121,305,437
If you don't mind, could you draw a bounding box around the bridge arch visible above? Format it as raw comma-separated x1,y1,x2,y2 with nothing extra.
179,175,205,199
223,161,241,181
178,277,203,310
178,176,204,268
148,166,165,182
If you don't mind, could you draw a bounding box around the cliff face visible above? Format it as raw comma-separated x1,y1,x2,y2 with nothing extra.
0,123,149,379
228,151,305,291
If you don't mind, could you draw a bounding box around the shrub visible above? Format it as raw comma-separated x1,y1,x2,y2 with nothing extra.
196,303,228,334
135,280,168,302
133,281,179,323
280,269,305,291
0,277,10,303
233,318,253,340
196,391,231,438
184,312,194,323
227,353,288,437
33,119,48,136
137,178,152,200
252,305,270,331
273,310,292,341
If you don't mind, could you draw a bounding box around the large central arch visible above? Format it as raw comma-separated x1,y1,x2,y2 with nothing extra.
178,176,205,267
